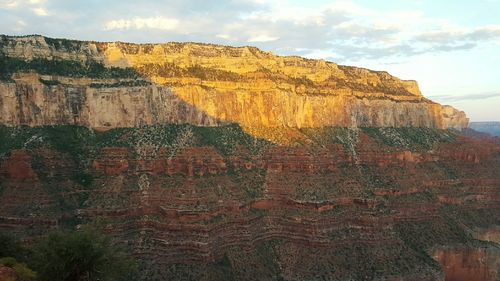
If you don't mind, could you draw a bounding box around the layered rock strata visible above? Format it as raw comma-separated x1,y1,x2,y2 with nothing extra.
0,125,499,280
0,35,468,130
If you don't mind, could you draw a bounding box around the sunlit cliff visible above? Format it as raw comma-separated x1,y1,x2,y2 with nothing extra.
0,35,468,135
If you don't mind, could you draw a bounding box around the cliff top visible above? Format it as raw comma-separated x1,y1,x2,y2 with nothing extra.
0,34,468,130
0,34,422,97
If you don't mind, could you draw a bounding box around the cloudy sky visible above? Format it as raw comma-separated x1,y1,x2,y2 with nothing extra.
1,0,499,121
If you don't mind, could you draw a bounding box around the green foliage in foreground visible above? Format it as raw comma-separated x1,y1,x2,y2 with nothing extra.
0,234,30,262
0,230,137,281
31,229,137,281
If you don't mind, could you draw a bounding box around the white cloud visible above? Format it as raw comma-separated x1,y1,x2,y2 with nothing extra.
104,16,179,31
304,49,339,60
4,0,500,63
248,34,279,42
428,92,500,102
0,0,18,8
414,25,500,45
216,34,231,40
32,7,47,16
0,0,48,9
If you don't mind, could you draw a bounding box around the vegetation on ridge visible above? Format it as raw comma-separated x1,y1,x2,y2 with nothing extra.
362,127,456,150
0,125,459,163
0,55,138,81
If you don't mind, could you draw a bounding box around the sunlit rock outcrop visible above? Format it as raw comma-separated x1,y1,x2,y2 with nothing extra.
0,35,468,131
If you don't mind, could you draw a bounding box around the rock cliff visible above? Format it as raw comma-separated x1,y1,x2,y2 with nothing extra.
0,35,467,130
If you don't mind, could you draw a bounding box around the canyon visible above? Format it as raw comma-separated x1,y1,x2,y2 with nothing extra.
0,35,498,281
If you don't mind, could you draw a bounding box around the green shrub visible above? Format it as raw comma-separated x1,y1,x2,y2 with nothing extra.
135,62,242,81
0,257,17,267
72,172,94,188
89,80,151,88
32,229,137,281
0,234,29,261
44,37,81,51
395,219,471,252
38,78,60,86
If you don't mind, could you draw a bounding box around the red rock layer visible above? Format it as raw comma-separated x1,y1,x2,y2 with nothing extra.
0,133,499,280
432,247,500,281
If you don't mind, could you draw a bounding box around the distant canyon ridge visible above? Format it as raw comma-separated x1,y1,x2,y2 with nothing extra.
469,122,500,137
0,35,468,132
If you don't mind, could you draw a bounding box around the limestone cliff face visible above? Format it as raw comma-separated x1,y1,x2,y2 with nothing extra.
441,105,468,130
0,74,217,128
0,35,468,130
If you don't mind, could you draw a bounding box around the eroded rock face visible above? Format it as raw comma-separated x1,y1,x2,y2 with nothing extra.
441,106,469,130
0,150,37,180
0,35,468,130
0,74,218,128
433,247,500,281
0,125,498,280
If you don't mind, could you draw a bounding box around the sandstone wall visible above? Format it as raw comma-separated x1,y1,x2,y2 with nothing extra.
0,35,468,129
0,74,217,128
0,73,448,129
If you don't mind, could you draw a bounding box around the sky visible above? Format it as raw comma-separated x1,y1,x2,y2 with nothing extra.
1,0,499,121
